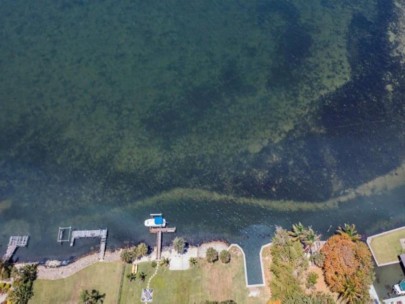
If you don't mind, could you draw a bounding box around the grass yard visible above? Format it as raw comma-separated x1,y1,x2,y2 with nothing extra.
120,248,269,303
30,262,124,304
30,248,270,304
369,227,405,265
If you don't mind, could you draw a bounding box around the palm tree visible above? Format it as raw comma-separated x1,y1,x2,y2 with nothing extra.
189,257,198,267
303,227,321,254
288,222,307,242
160,257,170,267
340,277,362,303
337,224,361,242
289,223,321,253
126,273,136,282
139,272,147,281
81,289,106,304
8,281,33,304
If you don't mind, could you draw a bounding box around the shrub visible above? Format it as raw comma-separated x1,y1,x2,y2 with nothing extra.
206,247,219,263
310,252,325,268
306,271,318,289
151,261,157,268
219,250,231,263
120,248,136,263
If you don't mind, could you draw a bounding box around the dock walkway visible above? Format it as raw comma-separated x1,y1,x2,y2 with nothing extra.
149,227,176,260
3,235,29,261
70,229,108,261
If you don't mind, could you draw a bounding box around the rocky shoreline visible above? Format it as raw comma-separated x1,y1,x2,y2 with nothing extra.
36,241,230,280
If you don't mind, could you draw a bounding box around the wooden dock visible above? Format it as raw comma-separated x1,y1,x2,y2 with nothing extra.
3,235,29,261
149,227,176,260
70,229,108,261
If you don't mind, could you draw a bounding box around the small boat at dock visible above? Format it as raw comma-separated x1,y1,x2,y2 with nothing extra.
144,213,166,228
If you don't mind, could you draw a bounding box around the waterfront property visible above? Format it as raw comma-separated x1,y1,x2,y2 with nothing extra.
367,227,405,301
31,247,270,304
367,226,405,266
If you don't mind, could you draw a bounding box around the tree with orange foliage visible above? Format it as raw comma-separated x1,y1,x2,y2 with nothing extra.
321,233,374,303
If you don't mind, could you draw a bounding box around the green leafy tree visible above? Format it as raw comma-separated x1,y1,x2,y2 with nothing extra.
270,227,308,301
80,289,105,304
172,237,186,254
8,281,34,304
120,248,136,264
219,250,231,264
18,264,37,283
283,292,335,304
136,243,148,258
206,247,218,263
0,260,13,279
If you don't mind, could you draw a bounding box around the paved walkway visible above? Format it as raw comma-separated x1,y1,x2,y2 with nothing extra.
146,263,160,289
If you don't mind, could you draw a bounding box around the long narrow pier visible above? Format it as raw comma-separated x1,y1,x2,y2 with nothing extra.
70,229,108,261
149,227,176,260
3,236,29,261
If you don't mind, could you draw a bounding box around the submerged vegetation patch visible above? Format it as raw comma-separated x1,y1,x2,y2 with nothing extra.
0,0,404,257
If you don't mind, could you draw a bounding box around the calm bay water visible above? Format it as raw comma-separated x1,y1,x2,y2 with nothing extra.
0,0,404,285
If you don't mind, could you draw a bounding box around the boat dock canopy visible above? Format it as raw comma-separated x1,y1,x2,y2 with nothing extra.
154,217,164,225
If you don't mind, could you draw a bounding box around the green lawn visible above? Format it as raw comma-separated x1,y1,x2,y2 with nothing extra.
120,250,268,304
31,249,269,304
30,262,124,304
369,227,405,265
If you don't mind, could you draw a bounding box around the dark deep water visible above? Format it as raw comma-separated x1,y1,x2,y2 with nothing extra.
0,0,404,286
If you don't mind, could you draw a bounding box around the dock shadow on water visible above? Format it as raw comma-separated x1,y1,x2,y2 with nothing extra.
0,0,404,285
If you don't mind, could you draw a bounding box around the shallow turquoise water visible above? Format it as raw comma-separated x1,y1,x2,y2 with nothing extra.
0,0,404,285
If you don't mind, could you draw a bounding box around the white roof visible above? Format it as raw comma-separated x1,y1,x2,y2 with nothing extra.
383,295,405,304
